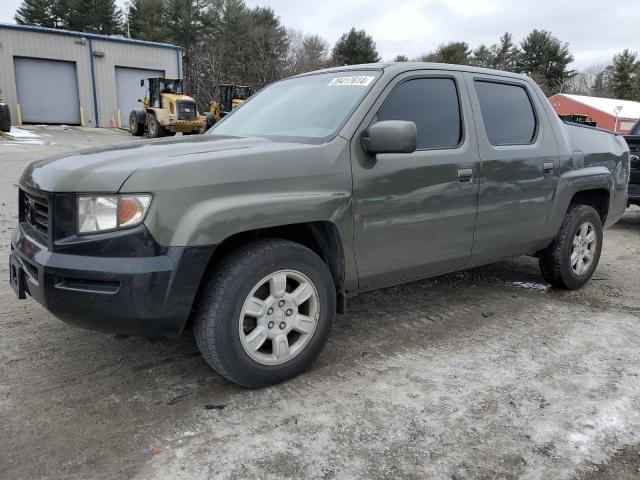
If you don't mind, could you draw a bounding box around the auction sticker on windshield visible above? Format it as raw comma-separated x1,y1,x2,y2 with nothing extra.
327,76,375,87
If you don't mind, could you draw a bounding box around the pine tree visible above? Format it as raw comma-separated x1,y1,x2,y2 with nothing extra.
471,44,495,68
516,30,575,95
393,54,409,62
127,0,169,41
15,0,69,28
491,32,518,71
66,0,123,35
421,41,471,65
611,49,639,100
332,28,380,65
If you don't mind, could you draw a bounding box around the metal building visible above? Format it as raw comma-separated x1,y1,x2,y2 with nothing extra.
549,93,640,134
0,23,182,128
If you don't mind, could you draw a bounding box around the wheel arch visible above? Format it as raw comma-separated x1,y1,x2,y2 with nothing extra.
196,221,347,316
568,188,610,225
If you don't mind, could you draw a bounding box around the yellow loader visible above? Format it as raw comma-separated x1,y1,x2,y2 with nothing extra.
129,78,214,137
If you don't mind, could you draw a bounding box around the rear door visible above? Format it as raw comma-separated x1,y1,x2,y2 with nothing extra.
465,74,560,264
351,71,480,289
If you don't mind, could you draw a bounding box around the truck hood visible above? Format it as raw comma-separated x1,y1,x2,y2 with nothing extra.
20,135,303,192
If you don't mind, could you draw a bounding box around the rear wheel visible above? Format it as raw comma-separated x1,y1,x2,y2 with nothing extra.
147,113,165,138
194,239,336,387
129,110,145,136
539,204,603,290
0,104,11,133
204,112,215,131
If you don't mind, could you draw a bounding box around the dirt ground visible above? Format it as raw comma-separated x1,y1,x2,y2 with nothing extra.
1,126,640,480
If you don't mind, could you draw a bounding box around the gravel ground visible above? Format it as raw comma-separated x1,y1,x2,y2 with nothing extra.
1,126,640,480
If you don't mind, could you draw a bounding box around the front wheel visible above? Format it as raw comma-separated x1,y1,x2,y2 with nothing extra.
147,114,165,138
194,239,336,387
539,204,603,290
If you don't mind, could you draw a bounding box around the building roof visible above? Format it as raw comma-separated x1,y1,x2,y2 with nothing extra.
0,23,182,51
559,94,640,120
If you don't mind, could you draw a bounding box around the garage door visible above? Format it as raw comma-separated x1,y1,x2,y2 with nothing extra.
115,67,164,128
14,57,81,125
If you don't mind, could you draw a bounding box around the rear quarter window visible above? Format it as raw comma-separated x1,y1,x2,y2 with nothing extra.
475,80,537,146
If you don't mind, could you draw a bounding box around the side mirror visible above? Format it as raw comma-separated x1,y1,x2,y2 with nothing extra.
140,79,144,87
362,120,417,155
137,99,143,103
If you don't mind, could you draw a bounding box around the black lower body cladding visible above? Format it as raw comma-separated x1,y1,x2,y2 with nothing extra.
10,223,214,337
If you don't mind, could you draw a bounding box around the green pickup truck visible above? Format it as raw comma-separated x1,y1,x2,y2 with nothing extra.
10,63,630,387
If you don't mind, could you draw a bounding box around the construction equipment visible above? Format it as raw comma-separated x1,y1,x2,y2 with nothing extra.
0,89,11,132
208,84,253,122
129,78,214,138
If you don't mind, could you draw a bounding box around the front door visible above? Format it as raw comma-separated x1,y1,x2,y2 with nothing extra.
351,72,480,290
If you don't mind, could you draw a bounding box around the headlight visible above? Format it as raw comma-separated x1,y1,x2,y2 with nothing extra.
78,194,152,234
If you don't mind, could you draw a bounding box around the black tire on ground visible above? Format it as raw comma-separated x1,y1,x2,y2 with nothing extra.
129,109,145,136
164,131,176,137
147,113,165,138
0,104,11,133
204,112,215,131
539,204,603,290
194,239,336,388
182,131,197,136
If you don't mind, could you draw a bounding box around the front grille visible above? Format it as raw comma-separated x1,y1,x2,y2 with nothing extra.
21,189,49,241
177,100,197,120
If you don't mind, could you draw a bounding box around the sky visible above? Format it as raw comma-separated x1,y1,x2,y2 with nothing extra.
1,0,637,70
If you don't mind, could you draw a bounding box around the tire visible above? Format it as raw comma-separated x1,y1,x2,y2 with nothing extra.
539,204,603,290
147,113,165,138
204,112,215,131
129,110,145,136
194,239,336,387
0,104,11,133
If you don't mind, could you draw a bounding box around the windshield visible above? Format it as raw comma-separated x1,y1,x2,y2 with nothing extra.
208,71,381,143
160,79,183,95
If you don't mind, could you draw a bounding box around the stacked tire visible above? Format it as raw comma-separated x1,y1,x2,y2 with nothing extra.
0,103,11,133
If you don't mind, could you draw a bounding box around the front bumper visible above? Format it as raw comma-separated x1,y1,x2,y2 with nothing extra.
165,119,205,132
10,224,213,337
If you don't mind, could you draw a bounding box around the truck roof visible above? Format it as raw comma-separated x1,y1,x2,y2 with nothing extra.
300,62,531,82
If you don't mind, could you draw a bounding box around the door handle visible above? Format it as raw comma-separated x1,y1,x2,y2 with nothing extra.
543,162,554,176
457,168,473,183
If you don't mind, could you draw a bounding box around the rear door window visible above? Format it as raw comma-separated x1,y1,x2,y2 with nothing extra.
474,80,537,145
377,77,462,150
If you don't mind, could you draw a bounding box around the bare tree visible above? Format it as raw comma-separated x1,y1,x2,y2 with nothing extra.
286,29,330,75
566,63,610,96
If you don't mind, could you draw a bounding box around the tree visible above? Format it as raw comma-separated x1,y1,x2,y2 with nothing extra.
241,7,289,86
393,54,409,62
516,29,575,95
593,65,615,98
421,41,471,65
287,30,330,75
471,44,494,68
127,0,169,41
611,49,639,100
332,28,380,65
566,63,611,97
66,0,123,35
491,32,518,71
15,0,70,28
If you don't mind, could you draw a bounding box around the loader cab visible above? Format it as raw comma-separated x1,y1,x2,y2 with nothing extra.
219,84,253,115
142,77,185,108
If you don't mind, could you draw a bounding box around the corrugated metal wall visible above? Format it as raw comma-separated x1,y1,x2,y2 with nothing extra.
0,25,181,127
